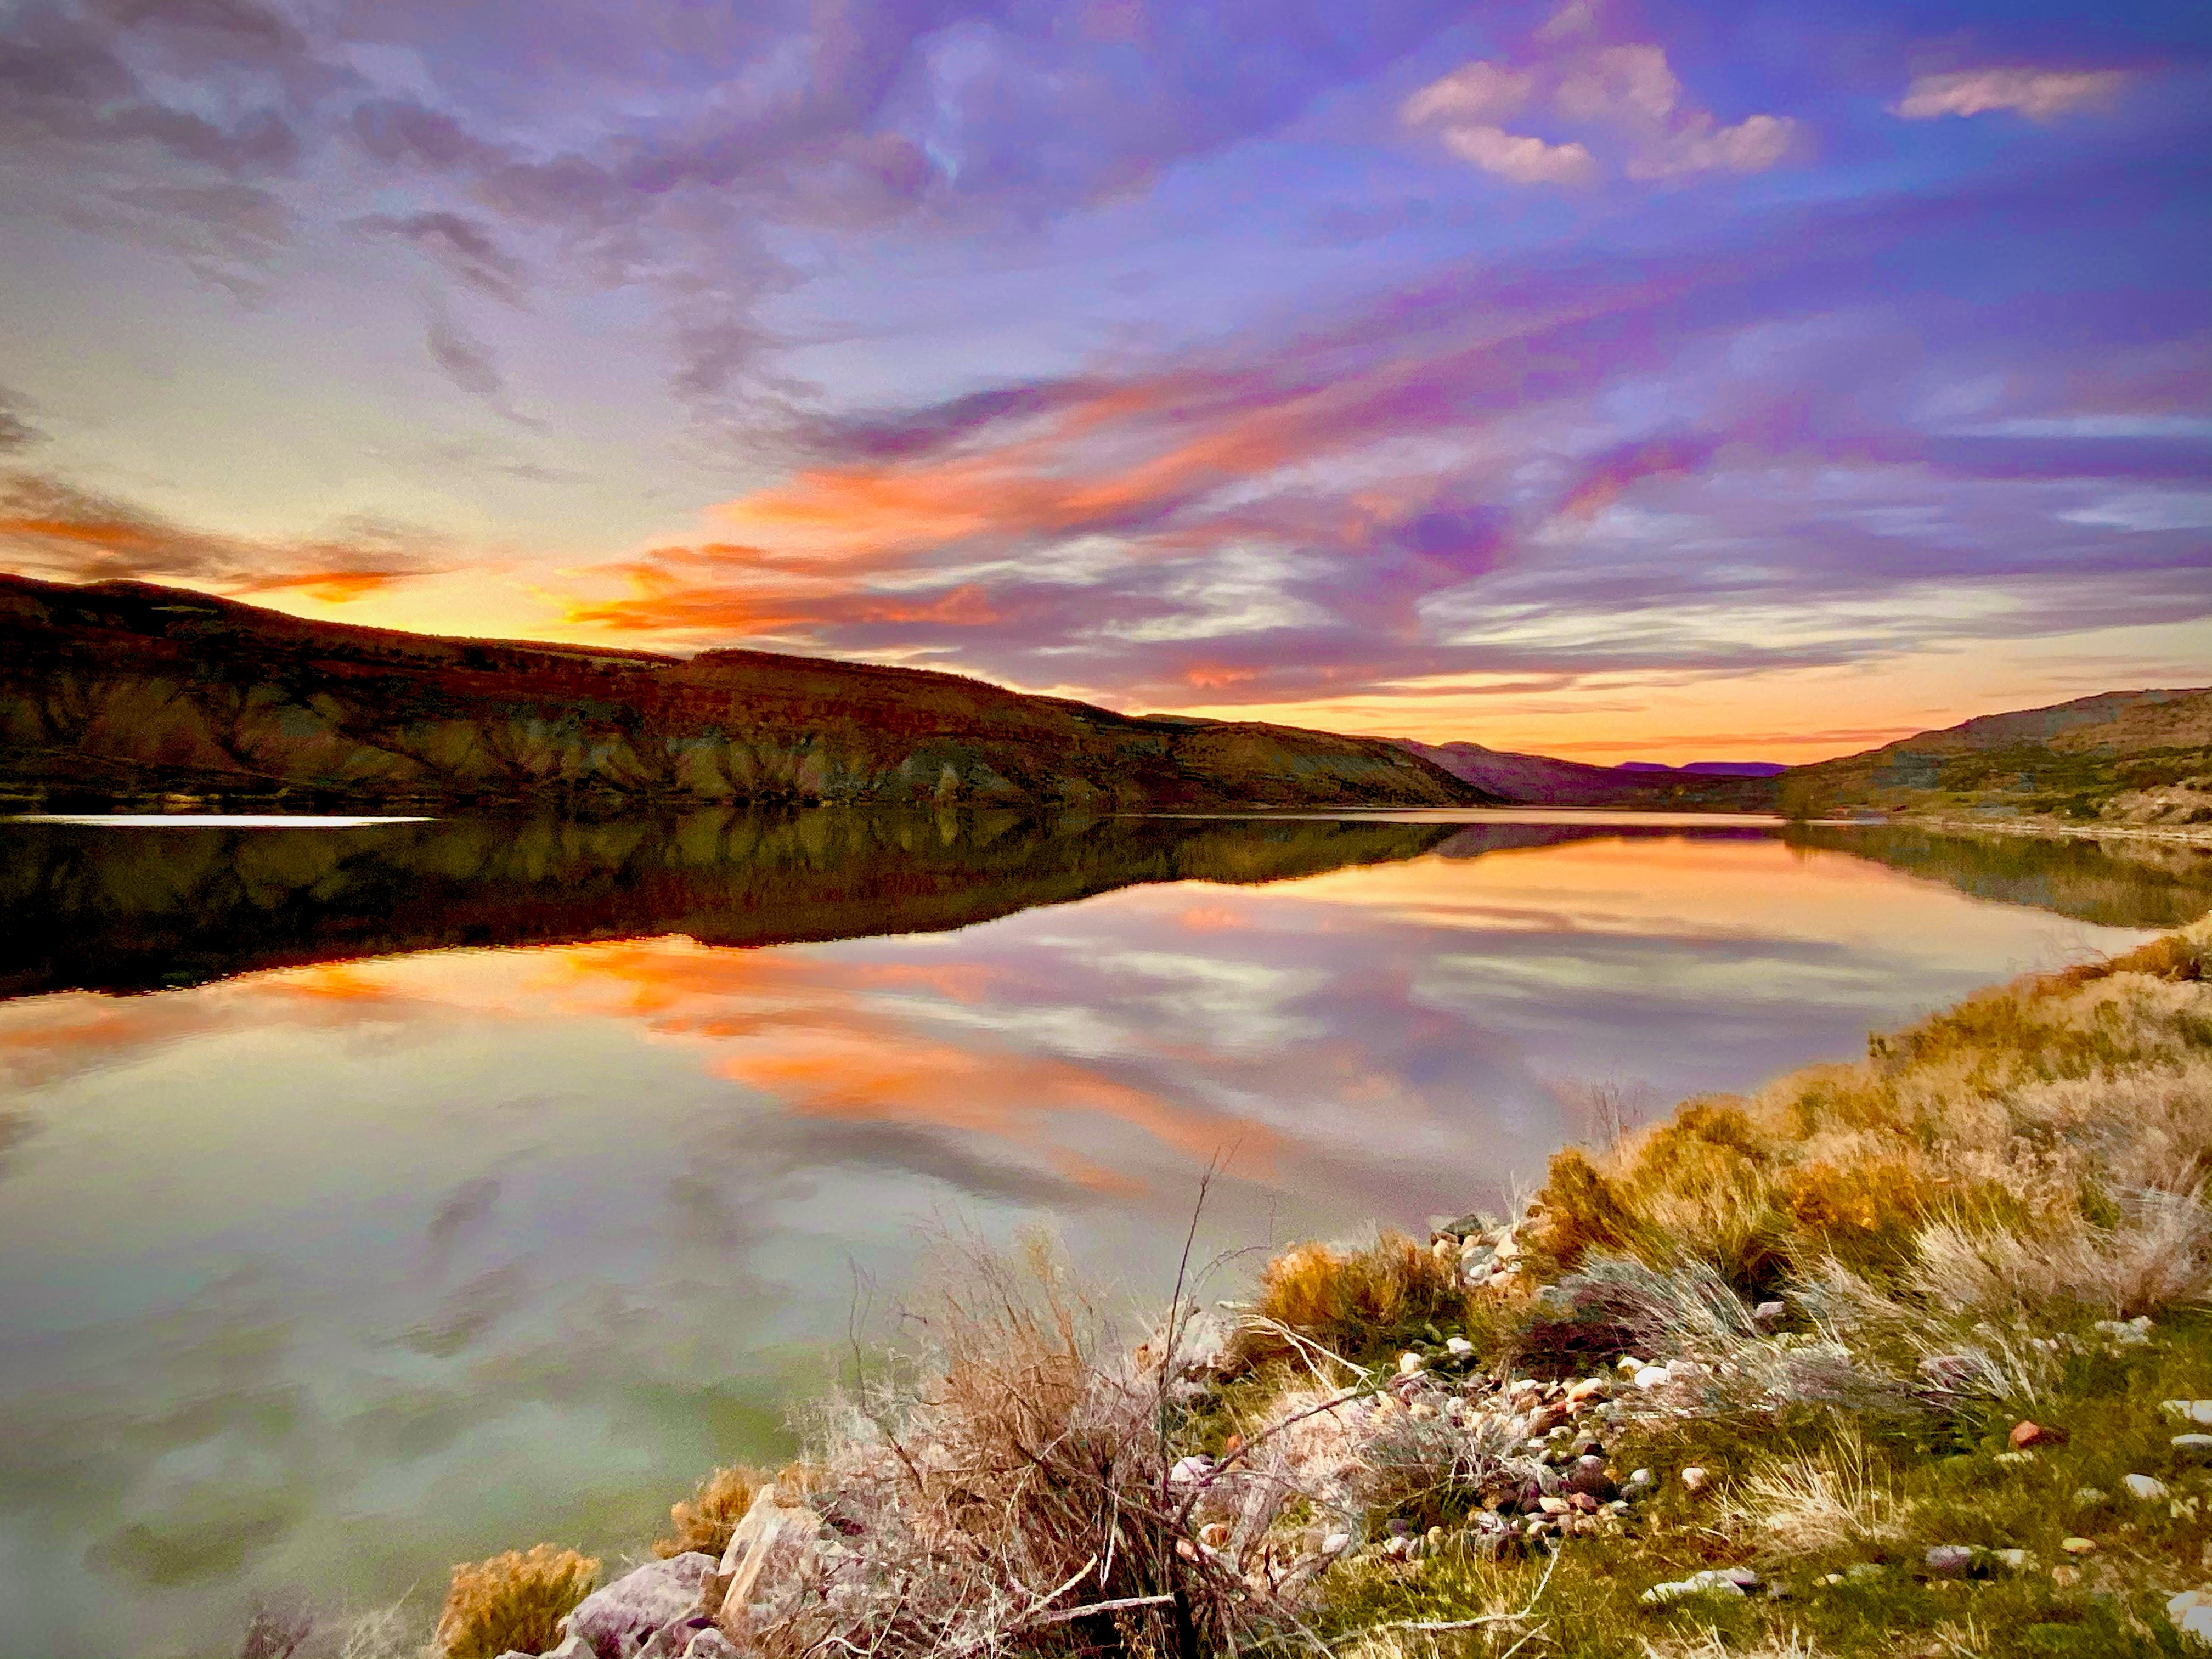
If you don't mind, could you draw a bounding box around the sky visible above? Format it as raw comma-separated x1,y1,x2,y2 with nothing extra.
0,0,2206,761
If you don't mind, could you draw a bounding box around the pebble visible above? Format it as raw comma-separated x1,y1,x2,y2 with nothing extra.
2060,1536,2098,1556
2169,1588,2212,1650
1634,1365,1671,1390
1993,1549,2031,1573
1753,1300,1787,1326
1446,1336,1475,1357
2177,1435,2212,1459
1322,1531,1352,1554
2010,1420,2067,1449
1639,1567,1759,1605
2165,1401,2212,1427
1924,1545,1976,1577
2125,1474,2172,1501
1680,1465,1709,1493
1398,1351,1423,1376
1626,1467,1656,1492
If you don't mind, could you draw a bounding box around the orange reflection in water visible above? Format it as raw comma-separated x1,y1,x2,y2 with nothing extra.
533,938,1278,1190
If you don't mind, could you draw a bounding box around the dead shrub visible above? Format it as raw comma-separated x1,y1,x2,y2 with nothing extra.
1228,1231,1463,1370
433,1544,599,1659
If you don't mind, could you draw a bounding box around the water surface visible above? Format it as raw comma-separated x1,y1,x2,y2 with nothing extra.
1,809,2204,1654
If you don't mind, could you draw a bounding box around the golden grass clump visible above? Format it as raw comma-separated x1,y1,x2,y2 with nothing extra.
654,1462,766,1559
1228,1230,1464,1369
433,1543,598,1659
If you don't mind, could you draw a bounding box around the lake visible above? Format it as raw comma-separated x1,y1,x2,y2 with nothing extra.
2,810,2207,1655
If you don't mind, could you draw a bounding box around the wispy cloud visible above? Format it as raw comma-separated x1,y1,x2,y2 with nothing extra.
1895,67,2129,122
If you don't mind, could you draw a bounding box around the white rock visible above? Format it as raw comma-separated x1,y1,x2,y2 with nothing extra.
1168,1454,1216,1485
2165,1400,2212,1426
1639,1568,1750,1605
2171,1589,2212,1650
2125,1473,2172,1501
1446,1336,1475,1357
1680,1466,1709,1493
568,1556,716,1659
1398,1351,1424,1375
1322,1531,1352,1554
2177,1434,2212,1458
1634,1365,1671,1390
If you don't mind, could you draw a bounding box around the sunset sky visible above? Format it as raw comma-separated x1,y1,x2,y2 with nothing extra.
1,0,2205,760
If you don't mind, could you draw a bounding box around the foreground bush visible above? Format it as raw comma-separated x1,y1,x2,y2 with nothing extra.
432,1544,598,1659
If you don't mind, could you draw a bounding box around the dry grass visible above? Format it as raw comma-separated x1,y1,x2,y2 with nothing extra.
655,1462,769,1559
1227,1231,1465,1372
1725,1430,1912,1555
432,1544,598,1659
1528,916,2212,1305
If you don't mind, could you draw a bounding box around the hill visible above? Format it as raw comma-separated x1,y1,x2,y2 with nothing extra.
0,574,1494,811
1392,738,1782,810
1777,686,2212,826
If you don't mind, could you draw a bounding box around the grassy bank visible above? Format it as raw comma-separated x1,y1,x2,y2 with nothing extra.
402,918,2209,1659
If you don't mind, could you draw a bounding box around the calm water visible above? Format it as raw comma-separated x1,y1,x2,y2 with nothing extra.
2,810,2207,1655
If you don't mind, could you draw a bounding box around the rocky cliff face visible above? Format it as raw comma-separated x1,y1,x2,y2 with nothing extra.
0,575,1494,810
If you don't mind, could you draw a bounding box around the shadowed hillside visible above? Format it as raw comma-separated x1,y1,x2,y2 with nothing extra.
1778,687,2212,825
0,574,1491,811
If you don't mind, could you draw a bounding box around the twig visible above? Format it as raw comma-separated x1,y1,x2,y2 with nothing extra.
1024,1593,1176,1628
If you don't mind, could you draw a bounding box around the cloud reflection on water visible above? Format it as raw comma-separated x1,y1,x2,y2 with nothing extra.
0,822,2187,1655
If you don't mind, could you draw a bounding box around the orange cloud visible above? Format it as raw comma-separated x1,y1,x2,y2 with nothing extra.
0,472,443,602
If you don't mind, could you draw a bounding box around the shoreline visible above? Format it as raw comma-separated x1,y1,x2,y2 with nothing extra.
407,917,2212,1659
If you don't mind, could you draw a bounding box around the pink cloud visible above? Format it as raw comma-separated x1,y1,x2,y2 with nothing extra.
1895,68,2129,122
1441,125,1597,186
1403,23,1798,187
1400,61,1535,126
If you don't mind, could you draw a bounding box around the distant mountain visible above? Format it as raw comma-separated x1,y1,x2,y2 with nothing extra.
1389,739,1781,810
1614,760,1785,776
1680,760,1790,777
1776,687,2212,825
0,574,1497,812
